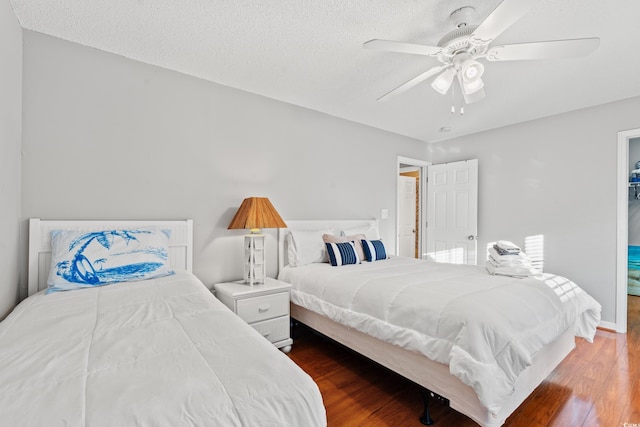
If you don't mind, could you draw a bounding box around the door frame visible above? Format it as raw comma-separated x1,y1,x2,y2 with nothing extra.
397,156,430,258
616,127,640,333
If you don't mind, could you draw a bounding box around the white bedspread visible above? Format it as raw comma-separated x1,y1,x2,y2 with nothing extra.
0,272,326,427
279,257,600,415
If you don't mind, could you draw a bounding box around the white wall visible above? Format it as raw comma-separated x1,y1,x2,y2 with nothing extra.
428,96,640,325
20,31,427,293
0,1,22,318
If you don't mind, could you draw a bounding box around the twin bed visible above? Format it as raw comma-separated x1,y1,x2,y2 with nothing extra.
0,219,325,426
277,220,601,427
0,218,601,427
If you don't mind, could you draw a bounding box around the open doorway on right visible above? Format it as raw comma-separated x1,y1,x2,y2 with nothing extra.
628,137,640,297
397,156,428,260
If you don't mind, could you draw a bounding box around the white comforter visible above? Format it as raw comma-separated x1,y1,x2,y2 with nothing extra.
279,257,601,415
0,272,326,427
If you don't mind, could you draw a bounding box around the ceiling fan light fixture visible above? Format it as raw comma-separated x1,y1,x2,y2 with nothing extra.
456,70,484,95
462,77,484,94
461,59,484,82
431,68,456,94
365,0,600,105
462,87,485,104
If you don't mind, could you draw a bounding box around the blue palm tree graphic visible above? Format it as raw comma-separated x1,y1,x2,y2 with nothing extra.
56,230,165,285
95,258,107,270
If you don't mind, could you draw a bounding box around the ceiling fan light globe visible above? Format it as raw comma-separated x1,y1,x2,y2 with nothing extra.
465,65,478,79
430,69,456,95
461,59,484,82
462,87,486,104
463,78,484,95
432,80,451,94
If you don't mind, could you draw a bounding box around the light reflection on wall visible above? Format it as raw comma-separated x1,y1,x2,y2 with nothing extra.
426,247,465,264
525,234,545,273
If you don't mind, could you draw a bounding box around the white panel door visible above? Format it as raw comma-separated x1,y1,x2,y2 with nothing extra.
398,175,417,258
426,159,478,264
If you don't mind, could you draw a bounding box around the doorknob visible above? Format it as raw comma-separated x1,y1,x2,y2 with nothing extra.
468,235,476,240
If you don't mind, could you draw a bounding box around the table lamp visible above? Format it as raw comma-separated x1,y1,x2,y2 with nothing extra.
227,197,287,285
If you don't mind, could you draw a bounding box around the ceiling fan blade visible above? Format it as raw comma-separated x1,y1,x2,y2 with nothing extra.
486,37,600,61
377,66,446,101
471,0,540,45
363,39,442,57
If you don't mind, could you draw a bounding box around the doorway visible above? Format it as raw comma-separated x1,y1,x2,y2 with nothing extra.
616,127,640,333
398,170,419,258
397,156,429,259
628,138,640,297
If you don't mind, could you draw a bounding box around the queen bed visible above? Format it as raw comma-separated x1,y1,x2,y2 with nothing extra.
0,218,326,427
277,219,601,427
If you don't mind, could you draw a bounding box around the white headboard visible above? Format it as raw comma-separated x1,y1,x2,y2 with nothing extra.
277,219,378,273
28,218,194,296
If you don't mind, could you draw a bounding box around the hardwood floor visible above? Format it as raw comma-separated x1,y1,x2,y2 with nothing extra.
287,296,640,427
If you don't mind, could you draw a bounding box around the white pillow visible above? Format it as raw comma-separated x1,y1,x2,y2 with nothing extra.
341,223,380,240
288,229,333,267
47,228,173,293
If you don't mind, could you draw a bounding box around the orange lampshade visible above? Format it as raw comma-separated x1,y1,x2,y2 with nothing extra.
227,197,287,231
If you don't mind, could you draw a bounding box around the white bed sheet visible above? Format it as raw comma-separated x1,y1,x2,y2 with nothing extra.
278,257,601,416
0,272,326,427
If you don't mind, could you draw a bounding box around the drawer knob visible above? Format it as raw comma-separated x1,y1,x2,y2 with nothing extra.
262,331,271,337
258,305,270,313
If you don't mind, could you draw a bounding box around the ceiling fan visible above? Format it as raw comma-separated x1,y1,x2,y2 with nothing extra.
364,0,599,103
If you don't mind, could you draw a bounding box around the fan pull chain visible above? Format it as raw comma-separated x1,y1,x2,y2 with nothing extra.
450,81,465,115
451,82,456,114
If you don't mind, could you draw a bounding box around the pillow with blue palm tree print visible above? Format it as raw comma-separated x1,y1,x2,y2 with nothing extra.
46,228,173,293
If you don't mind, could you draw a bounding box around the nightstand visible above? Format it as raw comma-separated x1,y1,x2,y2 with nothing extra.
214,277,293,353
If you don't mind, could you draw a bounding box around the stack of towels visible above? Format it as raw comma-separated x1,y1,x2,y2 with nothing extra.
486,241,539,278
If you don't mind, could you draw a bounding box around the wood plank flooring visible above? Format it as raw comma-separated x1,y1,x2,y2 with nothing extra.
287,295,640,427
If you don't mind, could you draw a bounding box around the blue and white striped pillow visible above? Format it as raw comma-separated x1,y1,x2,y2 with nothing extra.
326,241,360,266
362,239,388,262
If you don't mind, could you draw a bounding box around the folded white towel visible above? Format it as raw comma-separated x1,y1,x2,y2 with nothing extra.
495,240,521,253
488,247,530,264
486,261,539,278
487,255,531,268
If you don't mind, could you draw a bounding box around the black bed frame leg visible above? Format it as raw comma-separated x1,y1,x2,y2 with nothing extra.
420,389,434,425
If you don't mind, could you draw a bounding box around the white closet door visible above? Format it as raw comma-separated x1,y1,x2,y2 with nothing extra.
426,159,478,265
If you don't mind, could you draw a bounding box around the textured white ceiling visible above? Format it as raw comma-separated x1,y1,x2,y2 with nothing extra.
10,0,640,142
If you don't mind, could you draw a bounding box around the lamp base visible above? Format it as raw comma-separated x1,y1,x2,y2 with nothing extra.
244,234,265,286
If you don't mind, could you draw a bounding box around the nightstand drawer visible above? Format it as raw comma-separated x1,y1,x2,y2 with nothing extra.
237,293,289,323
251,316,290,344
